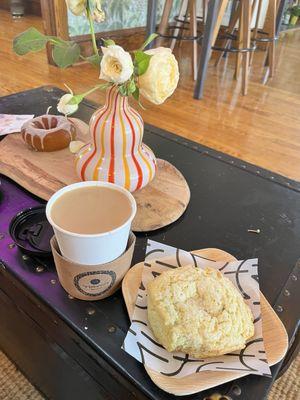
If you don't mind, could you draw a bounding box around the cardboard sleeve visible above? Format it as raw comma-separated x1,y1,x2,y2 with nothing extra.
50,232,136,301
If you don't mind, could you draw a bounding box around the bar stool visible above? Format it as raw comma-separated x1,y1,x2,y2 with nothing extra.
146,0,284,99
215,0,278,81
156,0,204,80
211,0,255,95
254,0,278,80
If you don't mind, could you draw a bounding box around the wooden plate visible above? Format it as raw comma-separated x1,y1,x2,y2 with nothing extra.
122,248,288,396
0,119,190,232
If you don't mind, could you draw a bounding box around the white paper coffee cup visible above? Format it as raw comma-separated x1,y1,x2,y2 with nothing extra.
46,181,136,265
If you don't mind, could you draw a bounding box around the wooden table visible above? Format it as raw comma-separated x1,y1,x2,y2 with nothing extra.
0,87,299,400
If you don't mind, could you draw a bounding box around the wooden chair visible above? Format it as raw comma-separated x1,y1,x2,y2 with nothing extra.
156,0,279,98
156,0,204,80
146,0,286,98
215,0,278,84
212,0,253,95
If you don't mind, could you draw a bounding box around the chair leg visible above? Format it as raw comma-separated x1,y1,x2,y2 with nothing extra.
194,0,221,99
157,0,174,47
249,0,263,66
234,10,243,81
242,0,251,95
170,0,188,51
263,0,283,79
211,0,230,46
189,0,198,80
268,0,277,77
215,1,241,67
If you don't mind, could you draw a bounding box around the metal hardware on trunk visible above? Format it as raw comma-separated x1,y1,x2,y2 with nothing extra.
87,307,96,316
108,325,116,333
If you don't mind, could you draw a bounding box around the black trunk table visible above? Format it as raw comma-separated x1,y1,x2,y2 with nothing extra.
0,87,299,400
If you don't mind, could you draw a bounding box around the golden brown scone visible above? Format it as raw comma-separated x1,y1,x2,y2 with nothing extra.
147,265,254,358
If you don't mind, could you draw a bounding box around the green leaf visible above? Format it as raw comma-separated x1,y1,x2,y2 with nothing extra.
131,87,145,109
132,86,139,101
127,79,136,95
52,41,81,68
102,38,116,47
139,33,158,51
134,50,152,76
118,85,128,97
85,53,101,67
13,27,48,55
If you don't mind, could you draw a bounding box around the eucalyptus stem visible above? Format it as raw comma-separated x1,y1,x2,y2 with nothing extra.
86,1,98,57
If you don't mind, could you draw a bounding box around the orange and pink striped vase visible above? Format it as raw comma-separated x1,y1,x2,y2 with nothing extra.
75,86,157,192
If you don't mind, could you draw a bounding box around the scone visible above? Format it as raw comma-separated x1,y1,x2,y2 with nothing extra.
147,265,254,358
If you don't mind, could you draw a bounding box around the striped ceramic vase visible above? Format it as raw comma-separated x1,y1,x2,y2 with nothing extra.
75,86,156,192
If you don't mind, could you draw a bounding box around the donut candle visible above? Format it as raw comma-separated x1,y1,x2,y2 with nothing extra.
21,115,76,152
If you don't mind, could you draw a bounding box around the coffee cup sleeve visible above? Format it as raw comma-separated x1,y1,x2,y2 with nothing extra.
50,232,136,301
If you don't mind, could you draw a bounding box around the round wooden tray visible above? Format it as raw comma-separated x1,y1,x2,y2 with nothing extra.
122,248,289,396
0,118,190,232
132,159,190,231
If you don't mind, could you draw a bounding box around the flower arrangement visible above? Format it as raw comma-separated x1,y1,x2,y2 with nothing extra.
13,0,179,114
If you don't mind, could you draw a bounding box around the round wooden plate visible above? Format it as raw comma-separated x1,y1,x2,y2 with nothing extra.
122,248,289,396
132,159,190,232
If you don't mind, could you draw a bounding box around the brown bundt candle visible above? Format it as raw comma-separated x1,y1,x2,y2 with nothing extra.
21,115,76,152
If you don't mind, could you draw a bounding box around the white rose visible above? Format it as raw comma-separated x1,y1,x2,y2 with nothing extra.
139,47,179,105
100,45,134,84
65,0,87,16
57,94,78,115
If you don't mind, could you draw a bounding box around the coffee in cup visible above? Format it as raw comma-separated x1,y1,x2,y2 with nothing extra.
46,181,136,265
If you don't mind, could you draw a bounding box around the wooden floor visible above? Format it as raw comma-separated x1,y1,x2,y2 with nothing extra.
1,10,300,180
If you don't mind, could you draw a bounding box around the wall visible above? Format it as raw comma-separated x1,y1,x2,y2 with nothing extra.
68,0,181,37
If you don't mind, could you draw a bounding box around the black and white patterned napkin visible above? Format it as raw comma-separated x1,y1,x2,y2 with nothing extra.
122,240,271,378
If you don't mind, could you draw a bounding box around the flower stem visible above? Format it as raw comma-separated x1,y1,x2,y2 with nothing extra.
82,83,111,97
67,83,111,106
86,0,98,56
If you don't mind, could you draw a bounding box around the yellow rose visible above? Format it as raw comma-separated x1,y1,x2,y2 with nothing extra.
65,0,87,16
139,47,179,105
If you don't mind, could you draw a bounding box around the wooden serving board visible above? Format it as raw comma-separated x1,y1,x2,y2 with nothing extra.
0,119,190,232
122,248,288,396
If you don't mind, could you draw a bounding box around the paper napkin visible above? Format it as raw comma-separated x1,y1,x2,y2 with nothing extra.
123,240,271,378
0,114,34,136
